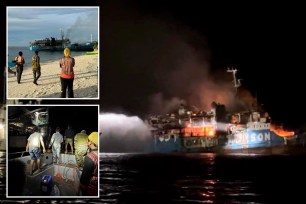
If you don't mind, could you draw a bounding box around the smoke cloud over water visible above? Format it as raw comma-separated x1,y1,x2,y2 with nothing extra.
102,1,257,117
65,10,98,43
147,33,254,114
100,113,152,153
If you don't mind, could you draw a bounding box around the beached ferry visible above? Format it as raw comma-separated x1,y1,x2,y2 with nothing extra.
29,30,95,52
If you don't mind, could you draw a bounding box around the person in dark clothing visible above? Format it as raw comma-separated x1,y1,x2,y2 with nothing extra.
59,48,75,98
15,51,25,84
32,50,41,85
64,125,75,153
79,132,98,196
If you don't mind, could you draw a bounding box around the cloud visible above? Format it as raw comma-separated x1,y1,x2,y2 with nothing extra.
100,113,152,153
7,7,98,46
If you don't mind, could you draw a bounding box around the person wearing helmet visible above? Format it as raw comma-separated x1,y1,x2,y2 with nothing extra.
79,132,98,196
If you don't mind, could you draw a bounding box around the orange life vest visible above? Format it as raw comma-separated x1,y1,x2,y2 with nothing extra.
59,57,75,79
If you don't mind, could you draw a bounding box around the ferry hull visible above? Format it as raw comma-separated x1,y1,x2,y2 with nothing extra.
30,43,94,52
150,132,292,154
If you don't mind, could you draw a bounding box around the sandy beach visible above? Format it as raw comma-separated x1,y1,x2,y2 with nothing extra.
7,54,99,99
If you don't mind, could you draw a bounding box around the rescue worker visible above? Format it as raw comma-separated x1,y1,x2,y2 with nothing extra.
25,127,46,176
64,125,75,153
15,51,25,84
79,132,98,196
48,127,63,164
74,130,88,168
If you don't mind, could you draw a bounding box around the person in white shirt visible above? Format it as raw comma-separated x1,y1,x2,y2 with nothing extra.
49,127,63,164
26,127,46,175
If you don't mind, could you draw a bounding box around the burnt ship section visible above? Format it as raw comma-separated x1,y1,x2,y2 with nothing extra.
147,103,296,153
29,30,95,52
147,68,297,153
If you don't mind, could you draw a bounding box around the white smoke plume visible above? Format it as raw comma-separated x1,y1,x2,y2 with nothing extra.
65,10,98,43
100,113,152,153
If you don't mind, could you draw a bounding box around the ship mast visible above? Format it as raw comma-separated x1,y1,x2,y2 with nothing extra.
227,67,241,94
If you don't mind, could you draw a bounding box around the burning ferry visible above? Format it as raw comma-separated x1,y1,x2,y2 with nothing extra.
29,30,95,52
148,68,296,153
148,103,296,153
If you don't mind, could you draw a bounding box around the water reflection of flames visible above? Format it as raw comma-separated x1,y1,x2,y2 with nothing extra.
270,124,295,137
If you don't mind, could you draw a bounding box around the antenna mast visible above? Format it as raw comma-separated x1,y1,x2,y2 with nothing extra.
227,67,241,94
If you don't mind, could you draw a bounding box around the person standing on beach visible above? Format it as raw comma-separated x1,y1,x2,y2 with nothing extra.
59,48,75,98
32,50,41,85
15,51,25,84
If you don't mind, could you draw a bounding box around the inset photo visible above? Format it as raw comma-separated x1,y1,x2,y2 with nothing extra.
7,7,99,99
6,105,99,198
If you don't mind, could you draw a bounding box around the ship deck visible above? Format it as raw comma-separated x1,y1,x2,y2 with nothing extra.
7,153,82,197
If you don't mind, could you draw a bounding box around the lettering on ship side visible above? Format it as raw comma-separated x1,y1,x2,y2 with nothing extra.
229,131,271,145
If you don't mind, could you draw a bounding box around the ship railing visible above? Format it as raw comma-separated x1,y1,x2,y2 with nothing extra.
8,151,30,159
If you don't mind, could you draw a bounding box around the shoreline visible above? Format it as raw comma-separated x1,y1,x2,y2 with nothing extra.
7,54,99,99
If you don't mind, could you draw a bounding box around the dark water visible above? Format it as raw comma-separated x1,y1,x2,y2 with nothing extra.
1,152,306,203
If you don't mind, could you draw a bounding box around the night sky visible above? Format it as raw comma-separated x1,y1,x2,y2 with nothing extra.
1,1,305,129
47,106,99,134
100,1,305,129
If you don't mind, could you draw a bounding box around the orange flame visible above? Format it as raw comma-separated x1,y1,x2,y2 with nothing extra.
182,126,216,137
270,124,295,137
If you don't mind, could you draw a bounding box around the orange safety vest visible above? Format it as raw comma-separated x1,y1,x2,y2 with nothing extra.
15,56,25,67
59,57,75,79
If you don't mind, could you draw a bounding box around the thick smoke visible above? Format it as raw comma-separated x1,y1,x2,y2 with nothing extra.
100,113,152,153
65,10,98,43
149,93,186,115
147,30,254,114
102,2,257,116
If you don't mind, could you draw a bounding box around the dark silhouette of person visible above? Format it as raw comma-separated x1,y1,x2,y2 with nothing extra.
15,51,25,84
32,50,41,85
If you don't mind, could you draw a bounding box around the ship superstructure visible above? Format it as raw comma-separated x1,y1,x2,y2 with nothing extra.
29,30,94,52
148,105,218,152
148,68,296,153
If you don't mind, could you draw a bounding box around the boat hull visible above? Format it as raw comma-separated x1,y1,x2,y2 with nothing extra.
150,131,294,154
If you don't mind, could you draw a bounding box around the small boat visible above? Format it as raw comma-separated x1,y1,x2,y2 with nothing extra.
85,51,98,55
